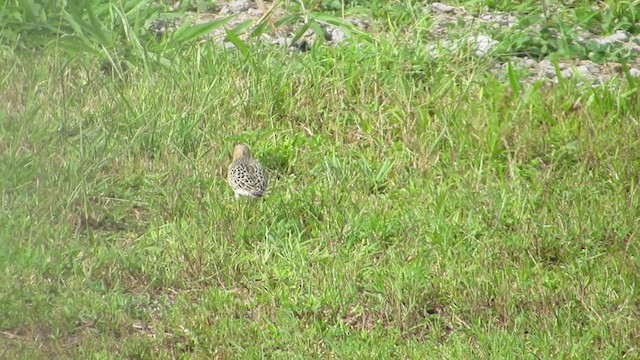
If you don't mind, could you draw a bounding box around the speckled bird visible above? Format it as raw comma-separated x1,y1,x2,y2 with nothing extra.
227,143,268,199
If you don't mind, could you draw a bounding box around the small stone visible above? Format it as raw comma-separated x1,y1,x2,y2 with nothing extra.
594,30,630,45
539,60,556,79
467,35,498,56
431,2,456,14
424,44,437,56
271,36,289,47
574,28,592,44
221,0,254,14
260,33,273,41
478,14,516,28
623,41,640,54
327,27,347,44
559,69,572,79
530,25,560,39
521,58,537,68
575,65,592,77
630,68,640,77
428,25,447,38
247,8,264,16
350,19,370,29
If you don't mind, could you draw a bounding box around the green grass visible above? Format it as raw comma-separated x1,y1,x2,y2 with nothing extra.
1,1,640,358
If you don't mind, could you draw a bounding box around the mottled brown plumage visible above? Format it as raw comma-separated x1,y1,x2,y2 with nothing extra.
228,143,268,199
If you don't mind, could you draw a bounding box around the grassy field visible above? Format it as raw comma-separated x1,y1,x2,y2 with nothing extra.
1,0,639,358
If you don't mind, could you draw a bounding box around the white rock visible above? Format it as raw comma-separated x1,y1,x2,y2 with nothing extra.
575,65,592,77
574,28,592,44
271,36,289,47
519,57,537,68
328,27,347,44
431,2,456,14
630,68,640,77
428,36,497,57
425,42,444,57
467,35,498,56
221,0,254,14
594,30,630,45
623,41,640,54
539,60,556,78
478,14,516,28
247,8,264,16
350,19,370,29
559,69,573,79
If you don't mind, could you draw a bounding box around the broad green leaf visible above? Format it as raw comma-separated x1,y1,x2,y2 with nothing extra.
249,20,270,38
145,50,174,69
309,21,325,43
86,6,112,46
61,9,87,38
56,35,101,55
171,16,234,44
374,159,395,185
290,20,313,45
506,62,520,96
310,12,350,26
225,29,251,58
230,19,254,35
17,0,44,22
274,14,303,27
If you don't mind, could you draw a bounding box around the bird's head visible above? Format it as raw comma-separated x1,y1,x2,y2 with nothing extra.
232,143,252,160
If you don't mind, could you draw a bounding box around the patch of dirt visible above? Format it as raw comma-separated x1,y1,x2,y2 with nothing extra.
67,194,151,239
288,294,452,341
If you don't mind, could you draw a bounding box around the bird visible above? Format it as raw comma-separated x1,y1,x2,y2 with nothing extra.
227,143,268,199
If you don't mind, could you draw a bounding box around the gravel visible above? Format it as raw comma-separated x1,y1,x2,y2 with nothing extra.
430,2,457,14
149,0,639,86
220,0,255,14
594,31,630,45
468,35,499,56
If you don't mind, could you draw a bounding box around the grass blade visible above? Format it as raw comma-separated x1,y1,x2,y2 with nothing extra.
506,61,521,96
171,16,235,44
225,29,250,58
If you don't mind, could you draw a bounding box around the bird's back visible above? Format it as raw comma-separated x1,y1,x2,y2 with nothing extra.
228,158,268,198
